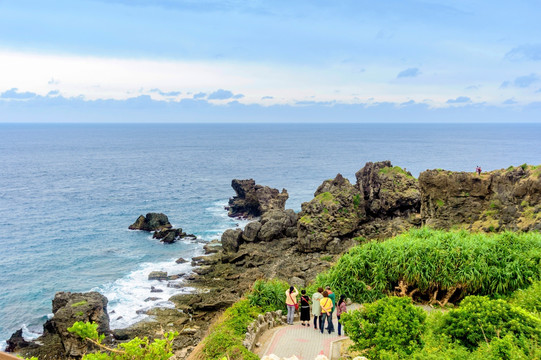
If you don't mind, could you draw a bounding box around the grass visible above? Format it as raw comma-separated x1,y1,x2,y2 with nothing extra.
378,166,414,179
71,300,88,307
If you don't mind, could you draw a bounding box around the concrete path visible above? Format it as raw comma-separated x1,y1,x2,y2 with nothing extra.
260,316,346,360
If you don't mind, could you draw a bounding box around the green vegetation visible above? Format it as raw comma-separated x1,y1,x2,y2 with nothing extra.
509,279,541,316
436,199,445,207
194,300,259,360
71,300,88,307
341,296,426,359
379,166,414,179
316,191,338,204
353,193,361,208
320,255,333,262
67,321,177,360
313,228,541,304
299,215,312,224
439,296,540,350
247,278,288,312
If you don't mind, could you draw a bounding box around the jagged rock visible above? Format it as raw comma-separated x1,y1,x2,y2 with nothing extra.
419,165,541,231
356,161,420,218
153,228,188,243
175,257,188,264
49,292,110,358
242,221,262,242
129,213,172,231
228,179,289,218
5,328,33,353
221,228,243,253
150,286,163,293
203,240,222,254
257,209,297,242
297,174,365,252
144,297,160,302
148,271,168,280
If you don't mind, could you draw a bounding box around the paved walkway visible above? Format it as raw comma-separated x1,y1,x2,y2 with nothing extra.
260,316,346,360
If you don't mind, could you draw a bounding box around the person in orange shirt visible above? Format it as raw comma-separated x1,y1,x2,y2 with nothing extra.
319,291,334,334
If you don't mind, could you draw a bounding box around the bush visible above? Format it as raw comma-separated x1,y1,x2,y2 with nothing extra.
314,228,541,304
67,321,177,360
439,296,541,352
247,278,289,312
509,279,541,317
340,296,426,359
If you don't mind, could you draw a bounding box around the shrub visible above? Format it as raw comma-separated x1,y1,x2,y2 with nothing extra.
341,296,426,359
314,228,541,304
67,321,177,360
247,278,288,312
439,296,541,352
509,279,541,317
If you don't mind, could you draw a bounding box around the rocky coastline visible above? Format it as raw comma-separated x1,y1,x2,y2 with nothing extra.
11,161,541,359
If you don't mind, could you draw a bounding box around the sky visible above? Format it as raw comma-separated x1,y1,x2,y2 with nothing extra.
0,0,540,122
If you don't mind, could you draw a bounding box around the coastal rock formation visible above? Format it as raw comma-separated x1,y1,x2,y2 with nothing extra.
258,209,297,242
297,174,365,252
153,228,196,244
419,165,541,231
356,161,420,218
129,213,172,231
227,179,289,218
45,292,110,358
5,328,34,353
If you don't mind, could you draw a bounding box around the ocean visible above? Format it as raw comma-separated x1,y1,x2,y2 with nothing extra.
1,122,540,347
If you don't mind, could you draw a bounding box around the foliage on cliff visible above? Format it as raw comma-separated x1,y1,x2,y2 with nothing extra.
314,228,541,304
67,321,177,359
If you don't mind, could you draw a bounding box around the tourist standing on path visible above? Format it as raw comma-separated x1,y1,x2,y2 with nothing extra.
311,287,324,330
336,294,347,336
285,285,299,325
320,291,334,334
325,286,336,333
299,290,311,326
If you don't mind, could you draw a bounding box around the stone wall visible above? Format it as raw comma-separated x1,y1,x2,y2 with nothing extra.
242,310,284,351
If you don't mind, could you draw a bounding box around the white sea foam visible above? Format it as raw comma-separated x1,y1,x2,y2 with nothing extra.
93,257,198,330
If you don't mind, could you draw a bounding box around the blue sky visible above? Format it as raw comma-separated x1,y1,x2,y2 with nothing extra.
0,0,540,122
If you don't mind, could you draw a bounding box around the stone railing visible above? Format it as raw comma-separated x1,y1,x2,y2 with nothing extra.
242,310,285,351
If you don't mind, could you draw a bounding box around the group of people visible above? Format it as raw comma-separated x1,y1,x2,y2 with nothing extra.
285,285,347,336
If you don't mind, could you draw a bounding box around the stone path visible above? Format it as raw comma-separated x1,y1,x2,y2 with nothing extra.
259,317,346,360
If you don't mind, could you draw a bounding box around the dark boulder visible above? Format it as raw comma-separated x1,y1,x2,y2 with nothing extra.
257,210,297,242
148,271,168,281
129,213,172,231
5,328,33,353
153,228,189,243
221,228,243,253
242,221,262,242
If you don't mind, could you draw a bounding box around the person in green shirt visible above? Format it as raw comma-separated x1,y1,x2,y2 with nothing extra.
325,286,336,333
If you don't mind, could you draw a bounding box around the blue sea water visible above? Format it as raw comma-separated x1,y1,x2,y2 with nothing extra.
0,122,540,347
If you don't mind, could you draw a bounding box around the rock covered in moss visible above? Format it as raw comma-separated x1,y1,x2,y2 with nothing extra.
49,291,110,358
297,174,365,252
419,164,541,231
356,160,420,218
129,213,172,231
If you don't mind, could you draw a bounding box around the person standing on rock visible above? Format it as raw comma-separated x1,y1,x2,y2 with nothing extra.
325,286,336,333
311,287,324,330
285,285,299,325
299,289,311,326
320,291,334,334
336,294,347,336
